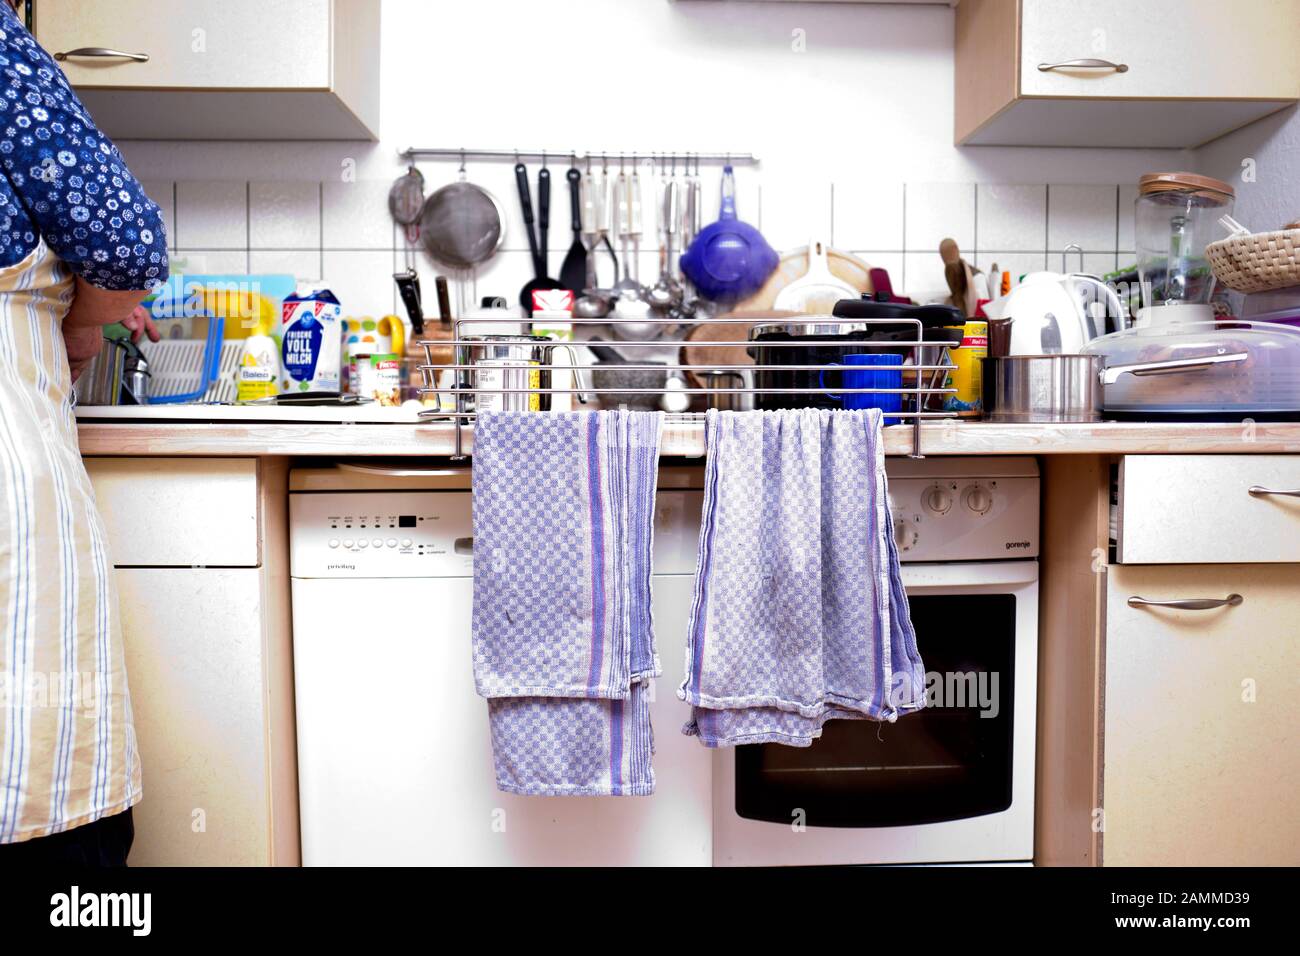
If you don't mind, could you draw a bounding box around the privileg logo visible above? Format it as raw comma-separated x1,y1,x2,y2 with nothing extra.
1005,540,1032,550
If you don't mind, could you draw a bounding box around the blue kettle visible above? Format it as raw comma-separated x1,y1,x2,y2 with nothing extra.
679,165,778,303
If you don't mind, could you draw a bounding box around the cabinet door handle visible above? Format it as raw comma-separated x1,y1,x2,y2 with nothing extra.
1127,594,1243,611
1037,58,1129,73
54,47,150,63
1248,485,1300,498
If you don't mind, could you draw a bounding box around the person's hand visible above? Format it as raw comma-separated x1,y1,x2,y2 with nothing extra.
63,323,106,383
122,305,161,345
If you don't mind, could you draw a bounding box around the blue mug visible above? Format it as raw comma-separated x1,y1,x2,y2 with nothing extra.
820,353,904,415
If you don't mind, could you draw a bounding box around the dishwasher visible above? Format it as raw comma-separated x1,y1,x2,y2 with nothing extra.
288,461,712,866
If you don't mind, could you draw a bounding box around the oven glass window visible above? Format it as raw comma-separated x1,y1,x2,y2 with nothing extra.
735,594,1015,828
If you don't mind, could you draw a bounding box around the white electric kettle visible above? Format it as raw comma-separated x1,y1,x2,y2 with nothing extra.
1003,272,1124,355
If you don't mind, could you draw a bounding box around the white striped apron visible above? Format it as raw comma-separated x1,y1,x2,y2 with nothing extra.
0,240,141,843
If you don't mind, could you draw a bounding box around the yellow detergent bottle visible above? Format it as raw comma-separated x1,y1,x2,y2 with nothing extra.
236,316,281,402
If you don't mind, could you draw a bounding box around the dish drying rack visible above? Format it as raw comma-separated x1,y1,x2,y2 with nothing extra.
415,316,959,459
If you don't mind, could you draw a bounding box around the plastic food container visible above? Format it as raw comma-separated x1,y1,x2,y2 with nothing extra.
1081,318,1300,419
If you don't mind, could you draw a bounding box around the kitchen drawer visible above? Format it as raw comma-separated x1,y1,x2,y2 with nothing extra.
35,0,330,90
955,0,1300,146
1103,564,1300,865
85,457,259,567
1116,455,1300,564
1020,0,1300,101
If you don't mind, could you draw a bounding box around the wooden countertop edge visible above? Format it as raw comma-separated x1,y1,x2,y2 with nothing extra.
75,420,1300,457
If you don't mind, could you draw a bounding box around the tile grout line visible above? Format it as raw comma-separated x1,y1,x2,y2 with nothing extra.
244,181,252,274
1044,184,1051,268
319,181,325,282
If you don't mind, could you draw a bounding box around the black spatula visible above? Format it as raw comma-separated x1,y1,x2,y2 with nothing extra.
559,167,588,296
517,162,563,317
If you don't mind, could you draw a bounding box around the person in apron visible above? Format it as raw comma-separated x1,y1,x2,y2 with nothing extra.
0,1,168,863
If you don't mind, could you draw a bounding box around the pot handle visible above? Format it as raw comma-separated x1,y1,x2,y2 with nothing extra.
1099,351,1249,386
718,165,738,222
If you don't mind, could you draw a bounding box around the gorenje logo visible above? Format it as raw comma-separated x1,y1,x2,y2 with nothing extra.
1005,540,1031,550
49,886,151,937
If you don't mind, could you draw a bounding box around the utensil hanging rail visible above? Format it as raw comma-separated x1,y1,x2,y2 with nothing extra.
415,316,957,459
398,147,759,165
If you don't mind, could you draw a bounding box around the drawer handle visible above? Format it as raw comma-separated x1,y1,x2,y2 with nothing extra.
1127,594,1243,611
1038,58,1128,73
453,537,474,555
1248,486,1300,498
54,47,150,63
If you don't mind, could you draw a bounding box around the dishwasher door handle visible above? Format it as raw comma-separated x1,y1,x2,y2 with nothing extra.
454,537,475,555
337,462,466,478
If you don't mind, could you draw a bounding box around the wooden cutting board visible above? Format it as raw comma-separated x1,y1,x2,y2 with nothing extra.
681,309,800,387
731,246,875,313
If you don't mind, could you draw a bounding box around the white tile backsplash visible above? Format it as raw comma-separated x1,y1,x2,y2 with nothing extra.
905,183,974,255
162,174,1140,310
1047,184,1119,253
976,184,1047,253
250,181,320,249
324,179,404,250
176,182,248,249
834,182,904,251
1118,183,1139,252
170,249,249,274
322,250,399,317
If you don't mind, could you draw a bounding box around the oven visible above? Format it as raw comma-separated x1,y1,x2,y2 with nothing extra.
713,457,1040,866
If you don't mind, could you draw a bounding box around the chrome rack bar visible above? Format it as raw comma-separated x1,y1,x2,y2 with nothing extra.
420,315,959,460
398,147,759,164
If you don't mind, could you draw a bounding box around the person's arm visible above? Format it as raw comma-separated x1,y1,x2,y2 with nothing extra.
0,5,169,376
61,280,160,381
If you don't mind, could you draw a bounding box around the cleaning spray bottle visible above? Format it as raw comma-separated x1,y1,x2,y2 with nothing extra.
236,315,281,402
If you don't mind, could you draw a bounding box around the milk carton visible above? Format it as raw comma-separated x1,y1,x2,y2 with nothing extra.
280,287,342,395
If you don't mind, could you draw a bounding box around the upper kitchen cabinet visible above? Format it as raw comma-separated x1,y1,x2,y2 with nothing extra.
955,0,1300,147
34,0,380,140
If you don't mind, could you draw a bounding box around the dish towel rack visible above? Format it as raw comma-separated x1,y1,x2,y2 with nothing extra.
415,315,958,459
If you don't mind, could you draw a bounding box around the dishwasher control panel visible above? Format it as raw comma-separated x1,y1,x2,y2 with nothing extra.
290,491,474,577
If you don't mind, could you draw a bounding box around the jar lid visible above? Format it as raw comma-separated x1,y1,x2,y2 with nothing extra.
1138,171,1234,202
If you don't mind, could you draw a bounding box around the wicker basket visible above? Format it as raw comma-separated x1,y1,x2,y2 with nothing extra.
1206,226,1300,293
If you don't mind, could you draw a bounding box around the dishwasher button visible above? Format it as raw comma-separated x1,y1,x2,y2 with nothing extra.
401,538,413,549
386,538,398,548
343,539,354,549
358,539,369,548
372,538,384,548
328,538,340,549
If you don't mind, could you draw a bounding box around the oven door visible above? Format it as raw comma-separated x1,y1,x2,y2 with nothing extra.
712,560,1038,866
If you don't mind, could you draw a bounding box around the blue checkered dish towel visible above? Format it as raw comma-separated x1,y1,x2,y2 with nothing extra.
472,409,664,795
678,408,926,747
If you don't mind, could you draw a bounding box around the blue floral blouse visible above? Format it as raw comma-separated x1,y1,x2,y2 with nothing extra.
0,5,168,290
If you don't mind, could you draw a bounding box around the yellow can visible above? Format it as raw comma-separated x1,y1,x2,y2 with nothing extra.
943,320,987,418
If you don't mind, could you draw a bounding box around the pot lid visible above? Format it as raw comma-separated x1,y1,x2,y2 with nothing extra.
1138,171,1234,202
749,320,873,339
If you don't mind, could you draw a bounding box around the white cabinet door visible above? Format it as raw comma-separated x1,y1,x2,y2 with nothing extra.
116,567,274,866
1103,564,1300,866
1117,455,1300,564
35,0,331,90
85,458,259,567
1020,0,1300,100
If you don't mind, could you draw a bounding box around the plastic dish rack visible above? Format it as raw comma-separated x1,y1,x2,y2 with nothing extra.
139,316,243,404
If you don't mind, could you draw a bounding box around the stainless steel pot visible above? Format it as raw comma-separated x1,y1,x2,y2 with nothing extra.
981,354,1103,423
458,334,584,413
73,337,150,406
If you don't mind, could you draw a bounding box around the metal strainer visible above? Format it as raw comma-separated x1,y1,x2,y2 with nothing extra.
419,177,505,269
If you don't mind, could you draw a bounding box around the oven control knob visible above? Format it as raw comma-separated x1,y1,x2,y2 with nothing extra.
893,517,918,552
923,486,953,515
963,484,994,515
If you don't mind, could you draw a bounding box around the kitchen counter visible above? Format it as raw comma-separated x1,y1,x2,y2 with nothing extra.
75,407,1300,457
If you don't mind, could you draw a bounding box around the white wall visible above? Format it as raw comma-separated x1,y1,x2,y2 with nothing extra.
1193,105,1300,233
117,0,1191,316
